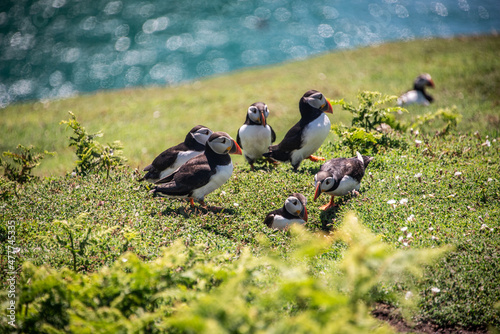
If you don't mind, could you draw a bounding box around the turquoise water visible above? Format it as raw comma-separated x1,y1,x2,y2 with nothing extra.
1,0,499,107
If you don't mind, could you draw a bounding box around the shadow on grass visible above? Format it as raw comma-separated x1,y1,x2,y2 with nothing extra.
159,203,236,218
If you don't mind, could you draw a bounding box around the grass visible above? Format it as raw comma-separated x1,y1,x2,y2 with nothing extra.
1,35,500,332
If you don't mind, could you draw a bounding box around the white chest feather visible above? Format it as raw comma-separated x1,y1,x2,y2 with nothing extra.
239,125,273,160
192,163,233,200
159,150,202,179
291,114,331,163
397,90,429,106
270,215,306,230
325,175,360,196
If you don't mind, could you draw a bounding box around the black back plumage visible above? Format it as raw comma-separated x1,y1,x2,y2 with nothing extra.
316,155,372,192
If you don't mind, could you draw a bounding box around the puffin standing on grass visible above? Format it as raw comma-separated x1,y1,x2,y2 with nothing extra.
237,102,276,170
263,193,308,230
397,73,435,106
314,152,373,210
140,125,213,183
263,90,333,170
151,132,242,207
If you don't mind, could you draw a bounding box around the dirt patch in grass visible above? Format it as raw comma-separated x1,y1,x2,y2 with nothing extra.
372,303,490,334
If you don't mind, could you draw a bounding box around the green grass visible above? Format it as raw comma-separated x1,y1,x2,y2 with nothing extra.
1,35,500,332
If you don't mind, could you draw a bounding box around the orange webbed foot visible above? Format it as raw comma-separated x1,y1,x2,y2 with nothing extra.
308,155,326,162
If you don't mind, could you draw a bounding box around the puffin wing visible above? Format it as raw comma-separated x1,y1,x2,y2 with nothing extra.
277,122,303,152
154,155,213,195
236,128,243,149
263,210,279,228
270,125,277,143
150,142,187,170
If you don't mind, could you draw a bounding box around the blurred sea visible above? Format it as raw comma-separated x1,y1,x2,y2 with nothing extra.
1,0,499,108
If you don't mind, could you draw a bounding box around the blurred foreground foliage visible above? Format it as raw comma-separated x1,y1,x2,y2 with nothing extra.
1,213,447,333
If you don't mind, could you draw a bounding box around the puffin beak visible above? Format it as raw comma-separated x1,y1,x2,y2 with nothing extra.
260,111,266,127
429,79,435,88
314,182,322,201
320,99,333,114
229,140,242,155
300,207,308,222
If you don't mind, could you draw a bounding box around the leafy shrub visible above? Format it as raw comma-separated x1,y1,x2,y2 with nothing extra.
331,91,408,154
0,144,54,197
411,106,462,136
60,111,126,177
1,213,447,333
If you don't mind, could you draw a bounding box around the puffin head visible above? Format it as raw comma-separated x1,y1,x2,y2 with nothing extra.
190,125,213,145
207,132,242,155
314,171,336,200
301,90,333,114
247,102,269,127
414,73,435,90
284,193,308,221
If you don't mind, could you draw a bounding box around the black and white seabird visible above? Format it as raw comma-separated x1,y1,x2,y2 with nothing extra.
140,125,213,183
263,90,333,170
236,102,276,169
397,73,435,106
314,152,373,210
263,193,308,230
151,131,242,207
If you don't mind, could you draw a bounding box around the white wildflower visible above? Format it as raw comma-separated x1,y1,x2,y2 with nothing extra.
387,199,396,205
429,227,434,231
220,191,226,196
407,232,413,239
71,172,77,177
480,224,488,230
431,235,438,240
431,287,441,294
407,214,416,222
454,172,462,177
233,202,239,207
153,110,161,118
122,258,128,263
405,291,414,300
400,198,408,205
414,173,422,178
482,140,491,147
395,175,400,180
398,236,404,242
401,226,408,232
488,178,494,182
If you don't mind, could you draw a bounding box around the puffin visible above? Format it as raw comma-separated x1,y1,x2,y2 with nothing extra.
314,152,373,210
263,90,333,170
236,102,276,169
140,125,213,183
397,73,435,106
263,193,308,230
151,131,242,207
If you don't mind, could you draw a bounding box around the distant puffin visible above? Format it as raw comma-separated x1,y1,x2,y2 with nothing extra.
263,193,308,230
397,73,435,106
140,125,213,183
314,152,373,210
263,90,333,170
236,102,276,169
151,132,242,207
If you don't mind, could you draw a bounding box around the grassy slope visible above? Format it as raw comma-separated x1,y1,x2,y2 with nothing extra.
1,35,499,175
1,35,500,330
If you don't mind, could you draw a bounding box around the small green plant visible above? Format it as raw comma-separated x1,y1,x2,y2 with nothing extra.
331,91,408,154
411,106,462,136
0,144,54,197
60,111,126,177
332,91,407,132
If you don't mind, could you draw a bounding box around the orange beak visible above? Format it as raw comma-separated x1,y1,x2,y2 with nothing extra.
321,99,333,114
230,140,242,155
260,111,266,127
314,183,322,201
428,79,435,88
